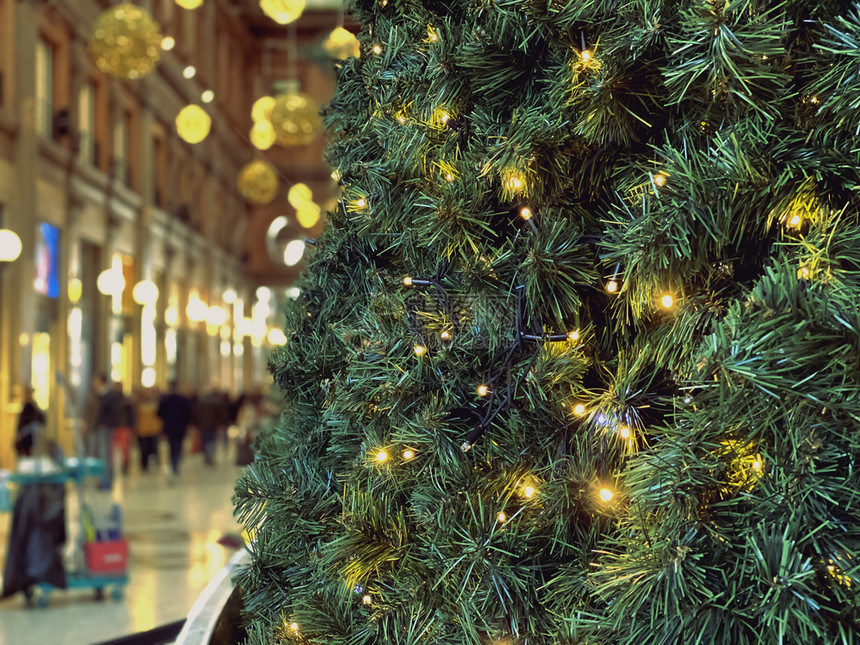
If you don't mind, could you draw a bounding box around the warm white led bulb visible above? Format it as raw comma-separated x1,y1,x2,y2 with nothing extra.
573,403,586,416
524,485,535,498
374,450,388,463
477,384,490,397
414,345,427,356
362,594,372,604
599,488,614,502
752,459,763,472
581,49,593,63
606,280,619,294
789,213,802,227
355,197,367,208
619,426,631,439
654,173,667,187
568,330,580,342
520,207,532,220
372,44,382,54
402,276,413,286
290,622,299,632
497,511,507,523
440,330,452,341
660,294,674,309
402,449,415,460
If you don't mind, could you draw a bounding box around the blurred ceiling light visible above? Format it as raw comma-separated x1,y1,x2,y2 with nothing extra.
207,305,228,327
132,279,159,305
96,268,125,296
256,286,272,301
182,65,196,79
287,183,313,209
223,288,237,304
175,104,211,144
161,36,176,51
259,0,305,25
201,89,215,103
296,204,321,229
0,229,23,262
267,328,287,345
251,96,275,122
283,240,305,266
250,120,276,150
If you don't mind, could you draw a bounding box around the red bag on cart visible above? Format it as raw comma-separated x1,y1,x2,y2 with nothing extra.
84,539,128,574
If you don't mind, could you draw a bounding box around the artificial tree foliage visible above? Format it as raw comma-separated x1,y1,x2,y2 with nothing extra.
234,0,860,643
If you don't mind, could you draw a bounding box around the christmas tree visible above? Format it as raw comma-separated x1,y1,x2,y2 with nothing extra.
234,1,860,642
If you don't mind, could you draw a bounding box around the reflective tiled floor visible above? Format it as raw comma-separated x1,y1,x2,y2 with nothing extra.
0,441,245,645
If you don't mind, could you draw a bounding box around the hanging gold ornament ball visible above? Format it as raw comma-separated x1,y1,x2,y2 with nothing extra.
251,96,276,123
88,4,162,80
175,0,204,8
237,160,279,206
258,0,305,25
323,27,360,60
175,105,211,144
270,91,321,147
250,120,277,150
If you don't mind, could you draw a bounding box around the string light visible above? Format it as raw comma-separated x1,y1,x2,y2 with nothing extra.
440,112,450,124
573,403,586,416
519,207,533,220
331,169,341,181
414,345,427,356
445,172,455,182
523,485,536,498
402,276,413,286
426,25,439,42
374,450,388,463
788,213,802,227
580,49,593,63
653,173,667,187
505,174,524,191
606,280,619,293
619,426,631,439
477,384,490,397
402,449,415,460
290,622,299,632
497,511,507,523
372,44,382,54
440,330,452,341
798,266,811,279
161,36,175,51
752,458,763,473
183,65,196,79
599,488,614,502
568,330,579,342
660,293,674,309
362,594,372,604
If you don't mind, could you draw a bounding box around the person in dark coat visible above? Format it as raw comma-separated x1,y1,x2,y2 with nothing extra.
157,382,192,477
193,387,230,466
14,386,45,457
92,375,122,488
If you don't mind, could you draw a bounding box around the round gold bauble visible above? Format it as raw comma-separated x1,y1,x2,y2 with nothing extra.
259,0,305,25
250,120,277,150
237,160,279,206
323,27,360,60
175,105,211,144
88,4,162,80
287,183,312,208
270,91,321,147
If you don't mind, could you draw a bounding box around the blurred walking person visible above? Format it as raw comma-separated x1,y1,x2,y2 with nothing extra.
194,387,230,466
158,382,192,479
14,386,45,457
135,387,162,472
112,383,135,475
92,375,121,488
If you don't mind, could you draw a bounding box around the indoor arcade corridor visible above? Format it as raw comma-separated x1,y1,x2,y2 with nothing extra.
0,444,245,645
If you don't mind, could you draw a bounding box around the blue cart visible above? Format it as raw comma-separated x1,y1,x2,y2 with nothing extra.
6,457,129,607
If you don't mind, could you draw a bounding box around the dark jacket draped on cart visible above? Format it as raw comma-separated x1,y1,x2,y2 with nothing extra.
1,483,66,598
